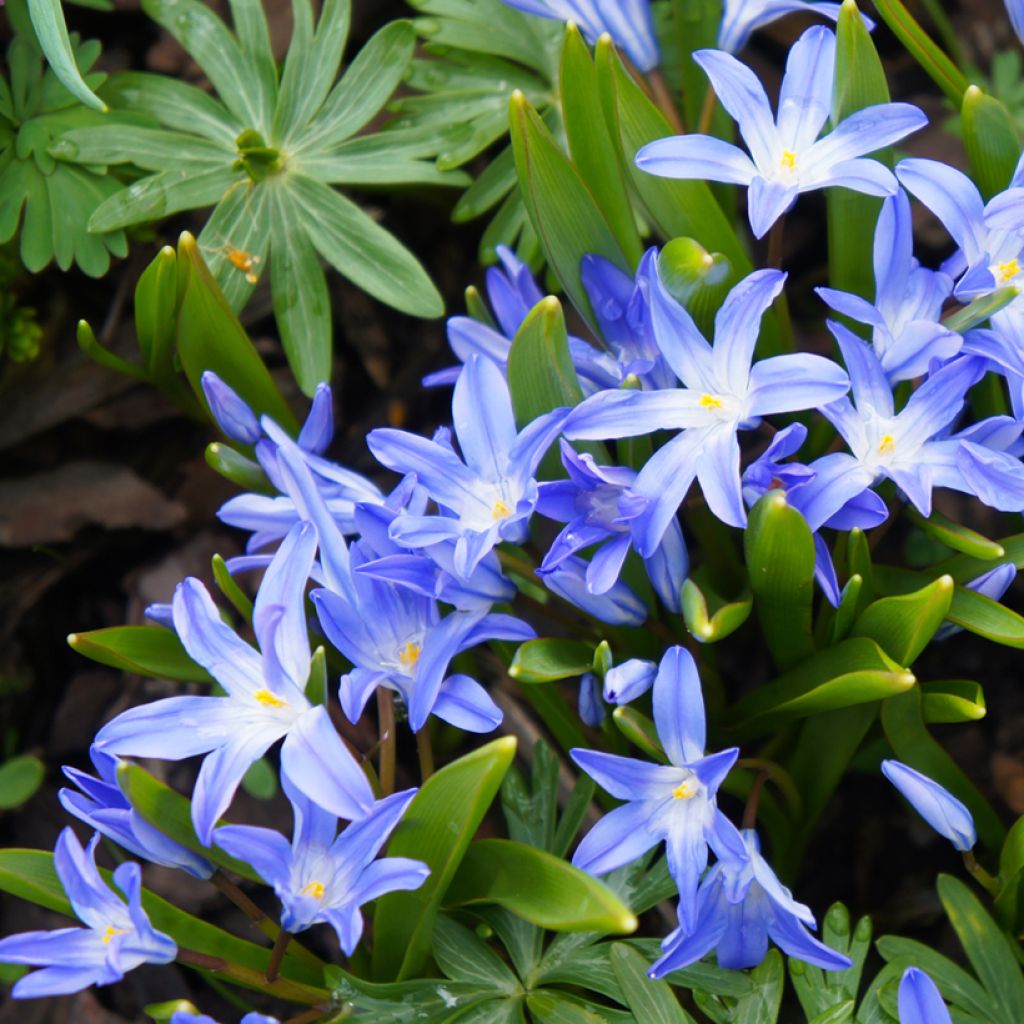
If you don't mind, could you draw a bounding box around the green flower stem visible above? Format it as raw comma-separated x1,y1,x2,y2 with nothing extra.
697,86,718,135
176,947,327,1005
265,929,292,984
647,67,685,134
963,850,1000,897
378,690,397,797
416,726,435,783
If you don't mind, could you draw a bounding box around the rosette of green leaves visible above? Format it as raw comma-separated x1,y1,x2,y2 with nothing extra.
57,0,466,394
0,30,129,276
393,0,563,265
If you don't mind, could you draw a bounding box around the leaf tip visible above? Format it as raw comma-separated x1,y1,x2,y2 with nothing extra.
66,633,81,649
896,672,917,690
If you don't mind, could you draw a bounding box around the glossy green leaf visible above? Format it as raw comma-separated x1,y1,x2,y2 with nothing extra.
0,756,45,810
948,585,1024,648
446,839,638,934
204,443,270,493
610,943,696,1024
937,874,1024,1023
0,849,325,1001
850,575,953,665
943,286,1019,333
528,991,636,1024
658,238,732,338
507,296,585,429
373,736,517,980
827,573,863,644
680,576,752,644
995,815,1024,934
560,25,643,268
921,679,986,724
612,706,668,763
212,553,254,622
593,38,750,278
68,626,212,683
508,638,595,683
726,637,913,741
906,509,1005,561
510,90,627,326
744,491,816,669
117,763,260,882
872,0,969,103
962,85,1021,199
881,686,1005,850
175,233,298,428
26,0,106,110
827,0,890,301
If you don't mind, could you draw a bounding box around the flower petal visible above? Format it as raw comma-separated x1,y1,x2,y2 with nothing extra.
636,134,757,186
653,647,706,765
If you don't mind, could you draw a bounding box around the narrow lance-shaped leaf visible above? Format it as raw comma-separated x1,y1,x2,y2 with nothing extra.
962,85,1022,199
68,626,213,683
850,575,954,665
26,0,106,110
508,638,595,684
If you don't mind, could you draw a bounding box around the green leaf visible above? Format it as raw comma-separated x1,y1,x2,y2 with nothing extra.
240,757,277,800
658,238,732,339
446,838,637,934
610,942,696,1024
268,190,331,395
0,849,326,1001
828,573,863,644
528,991,636,1024
372,737,517,981
906,508,1005,561
943,286,1020,333
593,38,749,278
508,638,594,683
289,174,444,320
936,874,1024,1024
962,84,1021,199
726,637,913,741
212,553,254,622
789,904,873,1017
507,296,585,427
681,576,752,644
744,491,816,670
872,0,969,103
921,679,986,724
560,24,643,268
613,706,668,764
205,443,270,492
696,949,784,1024
849,575,954,665
827,0,890,301
995,815,1024,935
0,756,45,810
26,0,106,110
881,686,1005,850
432,915,520,991
509,90,627,326
68,626,212,683
174,232,298,430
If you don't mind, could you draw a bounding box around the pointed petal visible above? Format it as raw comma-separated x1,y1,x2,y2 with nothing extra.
827,319,893,416
632,430,705,556
713,269,787,391
776,26,835,152
297,383,334,453
431,673,503,732
563,389,706,441
452,355,518,481
808,103,927,167
648,259,715,389
586,533,632,594
653,647,706,764
636,135,757,186
696,424,746,528
570,749,678,800
806,157,897,196
214,825,294,889
896,158,987,259
747,177,799,239
95,696,237,760
746,352,850,417
347,857,430,908
571,799,660,876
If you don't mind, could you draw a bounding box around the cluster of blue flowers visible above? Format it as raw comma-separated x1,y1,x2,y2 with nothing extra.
2,4,1011,1020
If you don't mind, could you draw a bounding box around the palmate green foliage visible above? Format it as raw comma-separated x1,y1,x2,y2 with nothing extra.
0,27,130,275
393,0,564,266
56,0,466,394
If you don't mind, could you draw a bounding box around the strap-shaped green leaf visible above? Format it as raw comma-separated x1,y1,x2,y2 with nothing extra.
609,943,697,1024
962,85,1022,199
850,575,954,665
906,509,1005,561
508,638,595,684
68,625,213,683
432,915,521,990
26,0,106,111
372,736,517,981
920,679,986,724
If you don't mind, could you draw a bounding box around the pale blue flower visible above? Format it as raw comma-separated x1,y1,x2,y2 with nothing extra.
540,555,648,626
718,0,856,53
571,647,739,931
882,760,976,852
637,27,926,238
0,829,176,998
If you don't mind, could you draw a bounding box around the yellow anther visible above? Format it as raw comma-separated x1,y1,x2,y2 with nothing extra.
102,926,126,945
699,393,723,410
877,433,896,455
398,641,422,670
300,881,325,900
672,780,698,801
491,499,512,520
780,150,797,172
997,259,1021,284
255,688,288,709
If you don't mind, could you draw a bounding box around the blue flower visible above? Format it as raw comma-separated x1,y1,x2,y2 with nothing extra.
215,772,428,954
0,828,176,998
881,760,977,852
95,523,376,843
817,191,959,382
500,0,660,72
203,372,381,551
563,263,849,549
602,657,657,705
537,439,689,611
898,967,952,1024
718,0,858,53
59,745,214,879
369,355,568,579
648,816,852,975
172,1014,278,1024
570,647,739,931
539,554,648,626
1009,0,1024,44
637,27,926,238
578,673,607,727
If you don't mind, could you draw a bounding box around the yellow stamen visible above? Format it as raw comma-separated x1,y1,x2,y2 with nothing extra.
102,926,126,945
699,393,723,410
780,150,797,172
398,641,421,670
877,433,896,455
673,781,698,800
491,499,511,520
300,881,325,900
997,259,1021,284
255,688,288,709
